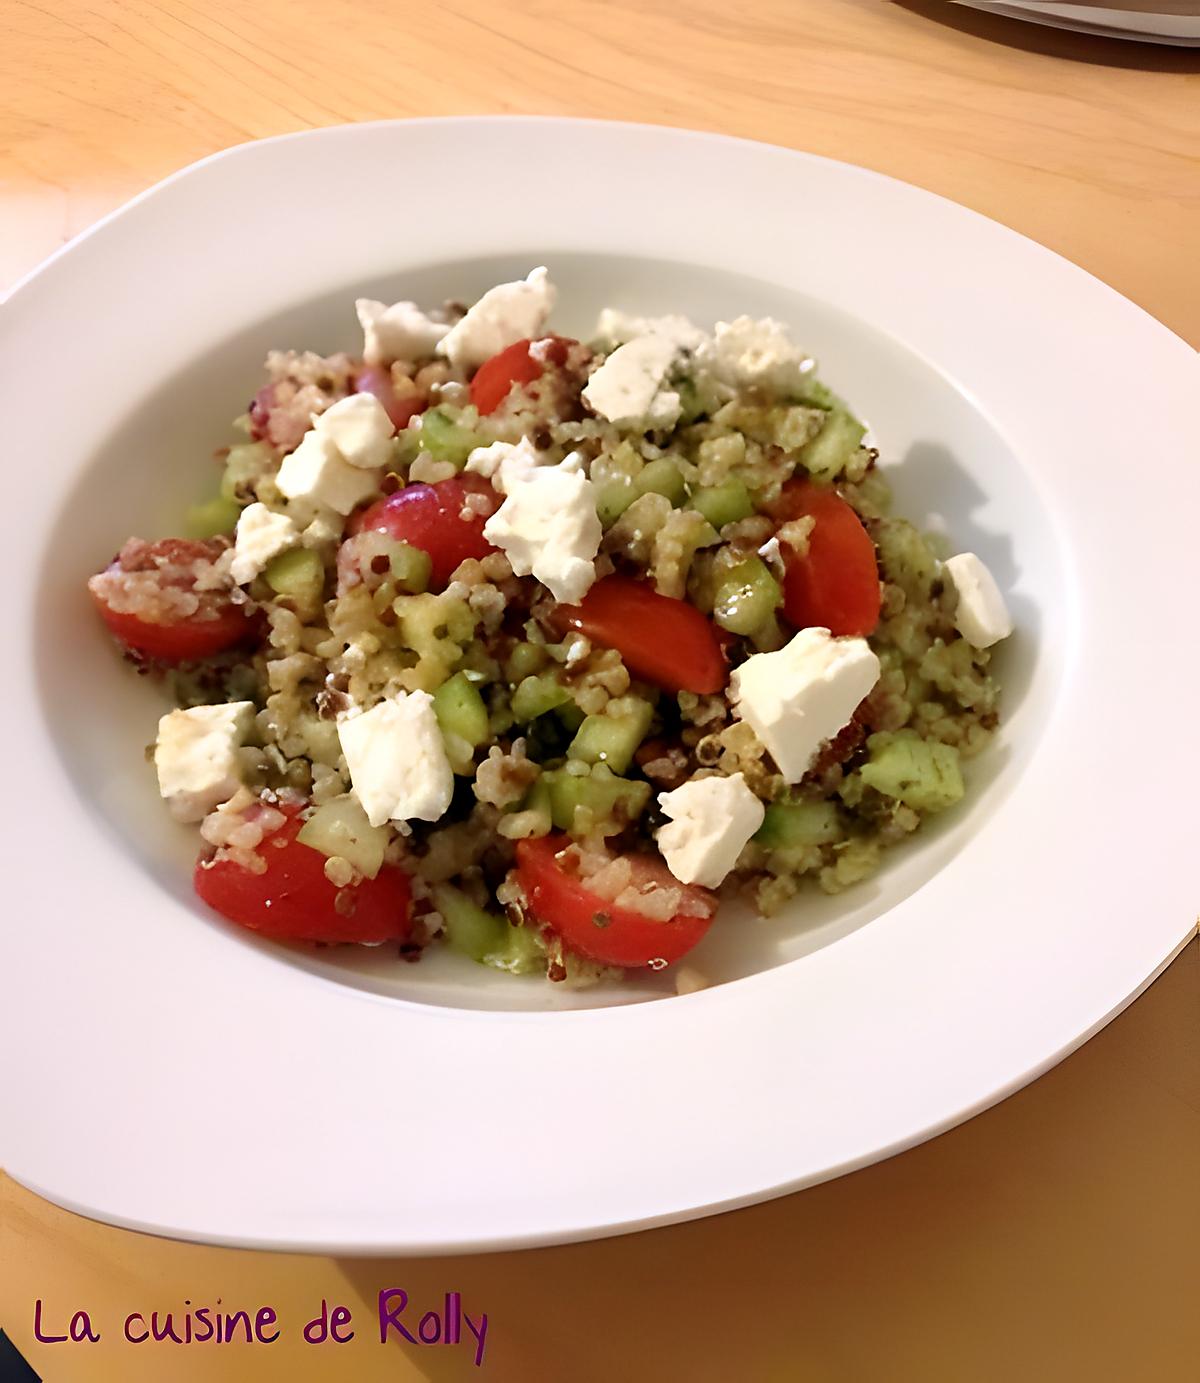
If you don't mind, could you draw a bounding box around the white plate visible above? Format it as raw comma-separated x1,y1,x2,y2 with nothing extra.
953,1,1200,42
1,119,1196,1253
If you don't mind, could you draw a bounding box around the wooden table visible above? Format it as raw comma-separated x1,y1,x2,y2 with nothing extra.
2,3,1197,1379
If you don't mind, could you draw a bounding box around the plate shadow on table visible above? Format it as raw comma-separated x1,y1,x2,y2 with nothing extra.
335,942,1200,1383
890,0,1200,70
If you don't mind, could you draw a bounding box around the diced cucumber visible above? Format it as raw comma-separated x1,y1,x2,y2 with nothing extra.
594,477,639,527
417,407,479,468
755,799,843,850
433,884,545,974
859,731,964,812
567,701,654,775
296,795,388,878
511,672,572,723
389,541,432,594
543,765,651,835
690,478,754,530
635,458,688,507
505,641,549,682
432,671,490,756
185,495,243,538
264,547,325,605
555,701,586,734
711,556,781,637
797,408,866,483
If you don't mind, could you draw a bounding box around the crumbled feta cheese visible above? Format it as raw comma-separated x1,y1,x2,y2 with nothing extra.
757,535,784,577
702,316,813,395
482,459,601,603
944,552,1012,649
230,503,301,585
355,297,449,365
438,267,557,371
154,702,255,823
730,628,880,782
656,773,765,888
276,430,381,516
582,335,681,430
312,392,395,470
338,691,454,826
465,436,545,495
594,308,707,352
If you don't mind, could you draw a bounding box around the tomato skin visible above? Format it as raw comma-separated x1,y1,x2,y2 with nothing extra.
469,336,574,415
194,803,413,944
516,836,716,969
348,476,499,589
353,365,426,430
551,575,728,695
773,479,881,637
90,538,257,662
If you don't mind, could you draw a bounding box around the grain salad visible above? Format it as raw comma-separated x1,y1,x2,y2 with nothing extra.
88,267,1013,986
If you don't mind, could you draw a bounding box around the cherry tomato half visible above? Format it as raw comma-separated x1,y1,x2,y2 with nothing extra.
89,538,257,662
194,801,413,945
516,835,717,969
348,476,499,589
773,478,881,637
551,575,728,695
469,336,574,415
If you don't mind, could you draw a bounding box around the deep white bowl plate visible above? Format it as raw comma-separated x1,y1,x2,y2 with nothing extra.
1,118,1196,1253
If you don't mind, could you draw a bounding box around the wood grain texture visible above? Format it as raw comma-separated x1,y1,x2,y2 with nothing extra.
2,0,1198,340
1,3,1197,1380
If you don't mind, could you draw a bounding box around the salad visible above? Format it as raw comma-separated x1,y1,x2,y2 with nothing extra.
88,267,1013,988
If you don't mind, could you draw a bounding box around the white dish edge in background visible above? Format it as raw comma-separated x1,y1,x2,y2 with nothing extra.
1,119,1196,1253
951,0,1200,41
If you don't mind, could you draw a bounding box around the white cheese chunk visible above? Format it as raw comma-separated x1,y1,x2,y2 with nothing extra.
730,628,880,783
944,552,1012,649
355,297,449,365
312,392,395,470
276,430,381,516
338,691,454,827
702,316,814,395
656,773,765,888
594,308,707,352
230,503,301,586
582,335,681,430
482,459,601,603
438,267,557,372
465,436,545,495
154,702,255,823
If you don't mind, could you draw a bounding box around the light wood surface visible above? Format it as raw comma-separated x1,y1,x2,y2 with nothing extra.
2,1,1197,1379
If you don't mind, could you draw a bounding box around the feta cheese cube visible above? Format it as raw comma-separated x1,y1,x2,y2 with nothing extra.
154,702,255,823
482,459,601,603
656,773,765,888
438,267,557,372
338,691,454,827
944,552,1012,649
230,503,300,586
730,628,880,783
465,437,543,494
595,308,707,353
276,430,381,516
702,316,813,395
582,335,681,430
313,392,395,470
355,297,449,365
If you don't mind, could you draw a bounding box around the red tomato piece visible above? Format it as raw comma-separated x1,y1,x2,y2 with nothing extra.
551,575,728,695
353,364,426,430
469,336,574,415
348,476,499,589
773,479,881,637
89,538,257,662
516,835,717,969
194,801,413,945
